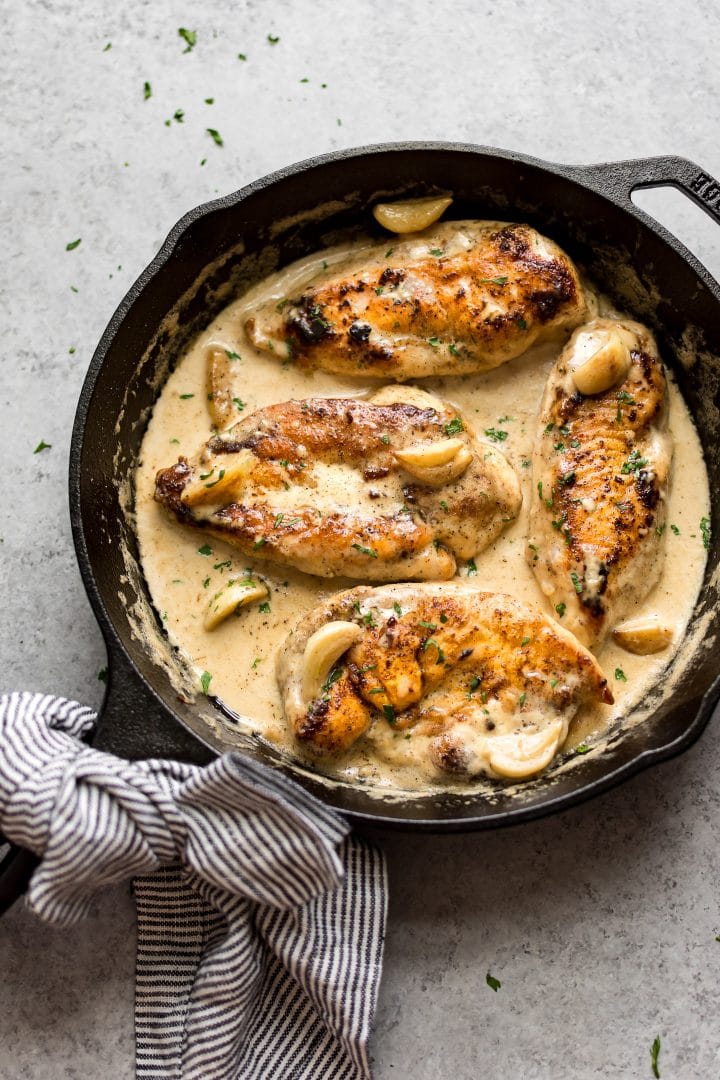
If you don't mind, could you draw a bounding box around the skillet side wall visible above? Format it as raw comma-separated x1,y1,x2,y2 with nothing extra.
71,146,720,829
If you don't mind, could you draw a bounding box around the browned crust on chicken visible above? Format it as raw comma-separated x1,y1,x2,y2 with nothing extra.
528,319,672,647
244,222,589,378
278,584,612,776
154,392,521,581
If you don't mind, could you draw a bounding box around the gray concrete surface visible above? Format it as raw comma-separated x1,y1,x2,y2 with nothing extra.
1,1,720,1076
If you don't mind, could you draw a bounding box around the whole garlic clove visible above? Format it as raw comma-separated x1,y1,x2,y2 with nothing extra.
372,195,453,234
612,616,673,655
394,439,473,486
301,621,364,704
204,577,269,631
569,324,633,396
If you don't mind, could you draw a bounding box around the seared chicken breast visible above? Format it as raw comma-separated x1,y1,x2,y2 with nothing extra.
277,583,611,781
244,221,590,379
527,318,672,648
154,386,521,581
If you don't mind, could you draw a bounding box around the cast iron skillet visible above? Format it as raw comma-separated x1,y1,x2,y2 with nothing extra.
3,143,720,909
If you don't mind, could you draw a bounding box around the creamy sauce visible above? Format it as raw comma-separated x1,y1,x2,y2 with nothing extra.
135,237,710,793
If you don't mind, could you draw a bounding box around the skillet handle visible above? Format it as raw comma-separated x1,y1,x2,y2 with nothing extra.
92,641,214,765
577,155,720,228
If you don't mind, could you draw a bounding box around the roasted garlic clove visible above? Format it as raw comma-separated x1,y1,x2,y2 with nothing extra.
182,450,255,506
372,195,453,234
204,577,269,630
301,621,364,703
394,440,473,487
487,719,565,780
612,616,673,655
206,346,237,430
568,323,633,396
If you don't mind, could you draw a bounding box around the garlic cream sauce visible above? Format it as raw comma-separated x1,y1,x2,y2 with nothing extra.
135,236,710,792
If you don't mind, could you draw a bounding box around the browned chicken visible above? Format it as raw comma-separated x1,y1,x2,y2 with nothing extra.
154,386,521,581
277,583,612,781
244,221,590,379
527,318,672,648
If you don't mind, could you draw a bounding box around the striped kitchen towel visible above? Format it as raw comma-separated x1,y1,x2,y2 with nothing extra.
0,692,387,1079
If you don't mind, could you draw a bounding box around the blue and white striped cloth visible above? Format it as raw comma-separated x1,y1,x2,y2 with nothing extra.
0,692,387,1079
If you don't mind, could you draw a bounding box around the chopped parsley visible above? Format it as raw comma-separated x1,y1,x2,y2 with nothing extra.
393,602,403,616
575,743,590,755
555,602,566,617
206,128,224,147
202,576,211,588
422,638,445,662
700,516,711,550
486,972,501,992
558,471,576,486
615,667,627,682
237,52,247,60
484,427,508,443
428,248,444,257
173,109,185,123
466,558,477,576
468,675,481,698
34,440,51,453
97,667,108,683
225,349,241,360
385,248,394,257
65,238,81,251
444,416,464,436
670,524,680,536
650,1035,661,1079
621,449,649,474
321,667,343,694
520,636,530,647
448,343,460,356
381,434,391,445
179,392,194,399
267,33,280,44
205,97,214,104
200,670,212,695
427,336,441,347
418,620,437,630
204,468,226,488
253,537,267,551
143,81,152,100
197,544,213,556
102,42,112,52
251,657,262,669
521,457,531,469
479,276,508,286
570,571,583,595
382,704,396,723
233,398,246,411
517,316,528,330
352,543,378,558
439,500,449,512
178,27,197,52
518,692,526,707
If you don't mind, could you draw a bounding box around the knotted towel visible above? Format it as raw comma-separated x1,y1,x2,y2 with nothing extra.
0,692,386,1079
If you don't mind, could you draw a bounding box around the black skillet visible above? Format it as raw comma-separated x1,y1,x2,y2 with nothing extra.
3,142,720,910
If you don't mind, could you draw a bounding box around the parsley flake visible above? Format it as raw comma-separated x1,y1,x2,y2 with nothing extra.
670,524,680,536
34,440,51,453
352,543,378,558
97,667,108,683
444,416,464,436
615,667,627,682
570,571,583,595
484,427,508,443
479,276,508,286
427,336,441,347
65,238,81,251
197,544,213,556
200,670,212,695
466,558,477,576
267,33,280,44
233,398,246,411
650,1035,661,1078
382,704,396,723
206,128,224,147
224,349,241,360
555,602,566,617
143,81,152,101
486,972,501,992
700,516,711,550
178,28,197,52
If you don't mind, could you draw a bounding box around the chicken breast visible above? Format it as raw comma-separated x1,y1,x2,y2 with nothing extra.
244,221,590,379
154,386,521,581
277,583,612,782
527,318,672,648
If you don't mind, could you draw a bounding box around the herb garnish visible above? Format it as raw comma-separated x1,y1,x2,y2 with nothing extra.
484,427,508,443
621,449,649,474
575,743,589,755
444,416,464,436
97,668,108,683
178,28,197,52
518,692,526,707
427,336,441,347
204,469,226,488
321,667,343,694
200,670,212,695
422,639,445,662
233,398,246,412
352,543,378,558
486,972,501,992
650,1035,661,1078
615,667,627,682
382,704,396,723
700,516,711,550
34,440,51,453
206,128,224,147
66,238,81,251
267,33,280,44
225,349,241,360
555,602,566,617
143,81,152,100
179,392,194,399
466,558,477,576
197,544,212,556
429,248,444,257
253,538,266,551
448,343,460,356
670,524,680,536
570,571,583,595
479,276,508,286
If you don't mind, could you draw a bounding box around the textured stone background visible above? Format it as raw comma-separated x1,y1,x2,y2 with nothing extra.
2,1,720,1077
